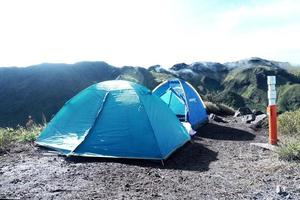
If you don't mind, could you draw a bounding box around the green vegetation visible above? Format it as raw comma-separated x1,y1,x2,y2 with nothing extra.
220,66,300,112
277,84,300,113
0,125,42,153
150,71,175,84
277,140,300,161
277,109,300,161
278,109,300,136
286,66,300,77
204,101,235,116
1,59,300,127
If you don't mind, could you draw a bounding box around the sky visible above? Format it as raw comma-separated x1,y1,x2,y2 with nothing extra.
0,0,299,68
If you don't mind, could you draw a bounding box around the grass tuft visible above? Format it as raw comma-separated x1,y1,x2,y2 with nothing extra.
278,109,300,136
0,125,43,153
277,139,300,162
277,108,300,162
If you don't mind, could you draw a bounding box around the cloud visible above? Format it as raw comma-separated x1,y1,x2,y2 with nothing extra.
0,0,299,67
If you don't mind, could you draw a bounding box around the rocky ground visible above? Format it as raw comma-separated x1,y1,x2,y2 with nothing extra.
0,119,299,200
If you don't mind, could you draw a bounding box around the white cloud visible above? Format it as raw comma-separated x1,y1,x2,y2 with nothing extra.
0,0,299,67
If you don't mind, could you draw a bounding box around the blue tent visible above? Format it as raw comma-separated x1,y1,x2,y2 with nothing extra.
36,80,190,160
153,79,208,130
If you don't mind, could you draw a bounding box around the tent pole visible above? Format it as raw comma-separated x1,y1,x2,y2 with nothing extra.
168,90,172,106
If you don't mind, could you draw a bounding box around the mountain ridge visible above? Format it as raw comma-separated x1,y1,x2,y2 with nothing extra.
1,58,300,127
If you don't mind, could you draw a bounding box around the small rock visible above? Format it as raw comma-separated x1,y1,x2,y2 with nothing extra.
276,185,283,194
237,114,256,123
10,178,21,184
276,185,288,196
252,114,267,124
245,114,256,123
253,110,265,116
249,124,259,131
286,194,292,199
250,114,267,130
151,193,162,197
234,107,253,117
209,114,228,123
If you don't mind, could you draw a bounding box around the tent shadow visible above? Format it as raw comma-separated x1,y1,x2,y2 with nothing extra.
65,141,218,172
164,140,218,171
196,123,256,141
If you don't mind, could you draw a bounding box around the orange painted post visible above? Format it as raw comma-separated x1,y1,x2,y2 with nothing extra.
267,105,277,145
267,76,277,145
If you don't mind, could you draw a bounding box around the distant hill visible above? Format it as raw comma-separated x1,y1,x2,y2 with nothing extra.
0,62,157,127
0,57,300,127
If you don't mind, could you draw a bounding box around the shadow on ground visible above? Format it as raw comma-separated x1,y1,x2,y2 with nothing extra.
64,141,218,172
38,122,255,172
197,123,256,141
40,122,256,172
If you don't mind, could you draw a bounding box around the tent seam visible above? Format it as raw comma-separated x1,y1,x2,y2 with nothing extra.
169,87,185,104
67,91,110,156
177,79,189,121
138,94,164,160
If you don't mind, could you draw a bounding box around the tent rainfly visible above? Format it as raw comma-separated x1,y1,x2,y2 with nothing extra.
36,80,190,160
153,79,208,130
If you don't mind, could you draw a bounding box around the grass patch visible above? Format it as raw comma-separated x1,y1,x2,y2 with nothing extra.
277,84,300,113
0,125,43,153
277,108,300,162
278,109,300,136
277,139,300,162
204,101,235,116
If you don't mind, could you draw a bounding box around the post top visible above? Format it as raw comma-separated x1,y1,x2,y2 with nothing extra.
267,76,276,84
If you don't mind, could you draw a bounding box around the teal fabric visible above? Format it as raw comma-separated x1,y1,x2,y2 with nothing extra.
36,80,190,160
153,79,208,129
160,90,185,116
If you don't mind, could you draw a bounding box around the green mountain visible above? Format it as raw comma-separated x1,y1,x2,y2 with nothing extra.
0,57,299,127
0,62,157,127
221,65,300,112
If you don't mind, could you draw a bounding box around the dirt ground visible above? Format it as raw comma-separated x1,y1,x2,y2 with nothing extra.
0,120,299,200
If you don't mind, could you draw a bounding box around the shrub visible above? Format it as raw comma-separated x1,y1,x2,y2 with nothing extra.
0,125,43,152
277,139,300,161
218,104,236,116
18,126,42,142
0,128,15,152
204,101,219,114
277,108,300,161
278,108,300,136
204,101,235,116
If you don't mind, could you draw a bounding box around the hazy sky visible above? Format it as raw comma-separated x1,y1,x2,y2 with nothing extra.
0,0,299,67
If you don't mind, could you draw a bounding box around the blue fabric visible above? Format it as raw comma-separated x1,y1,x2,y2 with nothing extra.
36,80,190,160
181,80,208,127
153,79,208,129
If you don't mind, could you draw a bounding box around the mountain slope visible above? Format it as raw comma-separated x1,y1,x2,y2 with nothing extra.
0,58,300,127
221,66,300,109
0,62,157,127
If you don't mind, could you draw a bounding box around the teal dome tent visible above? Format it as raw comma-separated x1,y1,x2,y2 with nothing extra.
153,79,208,130
36,80,190,160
